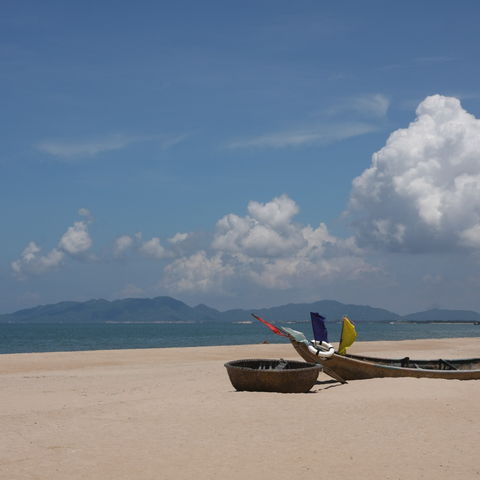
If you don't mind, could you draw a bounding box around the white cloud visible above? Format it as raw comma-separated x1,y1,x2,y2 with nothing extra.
329,94,390,118
36,133,186,159
347,95,480,252
168,232,190,244
139,237,170,259
248,252,372,290
459,225,480,248
242,218,372,290
113,231,194,259
12,212,94,277
58,221,92,255
227,122,377,149
37,134,136,158
247,194,299,229
163,195,374,294
227,93,387,150
167,231,208,257
353,94,390,117
163,251,234,292
114,235,135,256
114,232,187,258
78,208,93,220
11,242,64,277
213,195,305,257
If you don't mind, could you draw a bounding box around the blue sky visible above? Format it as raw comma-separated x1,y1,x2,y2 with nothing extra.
2,0,480,314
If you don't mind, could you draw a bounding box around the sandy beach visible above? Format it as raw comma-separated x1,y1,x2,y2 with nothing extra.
1,338,479,480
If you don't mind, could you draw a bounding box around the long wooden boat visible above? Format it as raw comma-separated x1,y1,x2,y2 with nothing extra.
289,338,480,382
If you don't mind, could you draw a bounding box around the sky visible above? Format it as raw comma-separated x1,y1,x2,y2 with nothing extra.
2,0,480,315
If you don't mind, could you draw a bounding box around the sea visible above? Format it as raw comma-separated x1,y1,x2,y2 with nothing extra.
0,320,479,354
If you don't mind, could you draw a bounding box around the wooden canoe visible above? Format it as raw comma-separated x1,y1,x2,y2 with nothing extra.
289,338,480,381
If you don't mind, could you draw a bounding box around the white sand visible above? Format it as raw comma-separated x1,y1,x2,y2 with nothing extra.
1,338,479,479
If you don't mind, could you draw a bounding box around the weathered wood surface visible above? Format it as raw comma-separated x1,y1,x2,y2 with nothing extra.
290,340,480,380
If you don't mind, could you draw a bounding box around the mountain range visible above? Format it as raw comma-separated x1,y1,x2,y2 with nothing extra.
1,296,479,324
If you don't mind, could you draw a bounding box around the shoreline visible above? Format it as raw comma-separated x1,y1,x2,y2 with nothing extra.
2,337,480,479
0,335,479,358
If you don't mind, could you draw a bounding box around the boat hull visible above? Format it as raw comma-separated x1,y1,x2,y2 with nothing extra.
290,339,480,380
225,358,321,392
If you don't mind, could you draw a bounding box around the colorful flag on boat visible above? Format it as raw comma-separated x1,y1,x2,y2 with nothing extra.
338,316,357,355
310,312,329,343
251,314,288,337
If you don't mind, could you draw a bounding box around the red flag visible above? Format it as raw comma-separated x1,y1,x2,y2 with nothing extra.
251,314,288,337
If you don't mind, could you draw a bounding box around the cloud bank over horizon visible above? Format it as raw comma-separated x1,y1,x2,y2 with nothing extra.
10,95,480,308
10,195,372,296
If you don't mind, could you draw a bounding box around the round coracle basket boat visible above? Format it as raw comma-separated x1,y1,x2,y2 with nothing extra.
224,359,321,393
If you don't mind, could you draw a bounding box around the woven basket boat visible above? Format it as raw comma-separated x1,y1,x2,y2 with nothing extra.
224,359,321,393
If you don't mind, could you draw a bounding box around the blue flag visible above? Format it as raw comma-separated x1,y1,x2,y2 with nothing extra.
310,312,329,343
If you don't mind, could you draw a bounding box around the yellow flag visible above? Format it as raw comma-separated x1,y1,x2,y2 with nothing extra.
338,316,357,355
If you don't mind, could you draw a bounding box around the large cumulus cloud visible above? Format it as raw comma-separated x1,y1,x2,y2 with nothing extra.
212,195,305,257
162,195,373,293
347,95,480,252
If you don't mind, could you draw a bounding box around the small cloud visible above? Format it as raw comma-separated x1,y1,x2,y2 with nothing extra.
11,210,94,277
353,94,390,117
36,134,136,158
11,242,64,277
168,232,190,244
58,221,92,255
36,133,186,160
113,235,135,256
78,208,93,221
139,237,170,259
227,123,377,149
328,94,390,118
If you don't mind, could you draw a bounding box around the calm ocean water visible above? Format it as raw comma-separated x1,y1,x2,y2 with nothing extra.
0,321,479,354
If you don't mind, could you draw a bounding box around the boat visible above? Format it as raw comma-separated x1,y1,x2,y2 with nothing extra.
224,358,321,393
251,312,480,382
288,337,480,382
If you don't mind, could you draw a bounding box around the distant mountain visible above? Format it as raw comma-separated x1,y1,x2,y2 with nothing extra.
0,297,219,324
227,299,401,323
0,296,478,324
403,309,480,322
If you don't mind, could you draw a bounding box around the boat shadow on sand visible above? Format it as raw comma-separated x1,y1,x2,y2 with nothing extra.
314,378,347,391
